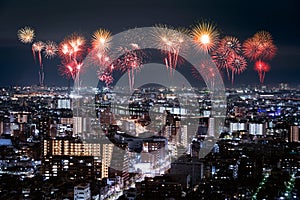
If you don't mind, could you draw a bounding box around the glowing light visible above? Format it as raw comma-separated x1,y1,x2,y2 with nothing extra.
200,34,210,44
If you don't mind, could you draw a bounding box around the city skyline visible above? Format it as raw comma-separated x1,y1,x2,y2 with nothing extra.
0,0,300,87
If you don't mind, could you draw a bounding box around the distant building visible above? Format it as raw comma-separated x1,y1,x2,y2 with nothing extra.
289,125,299,142
74,183,91,200
230,122,247,133
57,98,71,109
249,123,265,135
42,138,107,180
137,176,182,199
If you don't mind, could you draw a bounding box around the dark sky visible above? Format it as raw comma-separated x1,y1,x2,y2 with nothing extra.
0,0,300,87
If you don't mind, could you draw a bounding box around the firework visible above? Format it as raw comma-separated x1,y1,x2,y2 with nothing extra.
191,21,219,53
91,28,113,73
218,36,241,54
59,33,86,62
58,64,73,80
254,60,270,83
92,28,112,52
58,33,86,89
243,31,277,83
116,43,145,92
192,58,218,88
211,36,242,82
44,41,58,59
18,26,35,44
98,72,114,87
228,54,247,84
243,31,277,61
253,31,273,43
152,25,187,73
32,41,45,67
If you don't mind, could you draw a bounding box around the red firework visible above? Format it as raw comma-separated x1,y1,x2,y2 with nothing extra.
212,36,242,82
254,60,270,83
58,33,86,63
58,33,86,84
243,31,277,84
116,44,145,91
218,36,242,54
228,53,247,84
192,58,219,89
243,31,277,61
98,72,114,87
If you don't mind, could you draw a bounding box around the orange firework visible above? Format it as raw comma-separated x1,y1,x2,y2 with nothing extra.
91,28,112,69
92,28,112,51
191,21,219,53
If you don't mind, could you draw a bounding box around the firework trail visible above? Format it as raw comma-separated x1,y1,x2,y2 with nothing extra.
32,41,45,67
192,58,218,89
32,41,46,86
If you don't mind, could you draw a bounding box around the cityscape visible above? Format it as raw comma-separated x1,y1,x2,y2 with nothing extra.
0,83,299,199
1,0,300,200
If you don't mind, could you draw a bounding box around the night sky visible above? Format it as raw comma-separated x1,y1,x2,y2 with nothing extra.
1,0,300,87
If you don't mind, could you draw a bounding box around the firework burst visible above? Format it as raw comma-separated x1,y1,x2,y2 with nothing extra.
218,36,241,54
211,36,244,83
116,43,145,92
191,21,219,53
58,33,86,90
152,25,187,73
18,26,35,44
92,28,112,52
44,41,58,59
98,72,114,87
91,28,113,73
243,31,277,61
228,54,247,84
